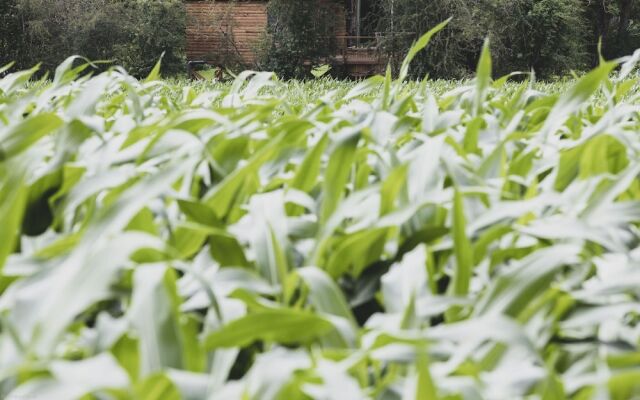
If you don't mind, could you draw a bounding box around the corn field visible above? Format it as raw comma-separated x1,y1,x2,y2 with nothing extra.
2,24,640,400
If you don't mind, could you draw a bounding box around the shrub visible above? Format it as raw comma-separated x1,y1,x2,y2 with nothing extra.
376,0,590,79
98,0,186,77
1,0,185,77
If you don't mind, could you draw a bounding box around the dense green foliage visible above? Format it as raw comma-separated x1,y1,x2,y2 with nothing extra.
0,1,21,68
375,0,616,78
586,0,640,62
2,0,639,79
2,26,640,399
0,0,185,78
244,0,640,79
257,0,338,78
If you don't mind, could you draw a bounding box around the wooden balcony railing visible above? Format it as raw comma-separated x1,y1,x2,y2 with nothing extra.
336,32,416,49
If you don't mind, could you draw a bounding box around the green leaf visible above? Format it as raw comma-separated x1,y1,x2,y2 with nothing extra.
0,171,27,269
609,370,640,400
290,133,329,194
170,225,208,259
325,228,389,278
320,132,360,224
112,334,140,382
578,134,629,178
208,231,249,267
449,189,474,297
129,264,186,376
475,38,492,115
5,353,130,400
0,114,63,162
0,62,15,76
145,53,165,83
311,64,331,78
135,373,181,400
0,64,39,94
204,130,298,219
554,145,583,191
541,61,617,140
380,164,408,216
416,348,439,400
474,245,581,317
540,374,565,400
399,18,451,81
297,266,356,324
203,308,335,349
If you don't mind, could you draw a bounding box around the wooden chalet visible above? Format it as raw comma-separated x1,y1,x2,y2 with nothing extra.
185,0,385,77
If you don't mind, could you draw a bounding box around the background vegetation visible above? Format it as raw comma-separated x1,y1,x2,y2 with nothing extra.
375,0,639,79
0,0,185,77
1,0,639,79
256,0,338,78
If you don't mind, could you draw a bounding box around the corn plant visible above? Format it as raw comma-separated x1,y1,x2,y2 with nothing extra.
1,26,640,400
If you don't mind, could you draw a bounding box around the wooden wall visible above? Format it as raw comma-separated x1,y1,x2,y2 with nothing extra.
186,1,268,65
186,1,352,69
328,0,348,47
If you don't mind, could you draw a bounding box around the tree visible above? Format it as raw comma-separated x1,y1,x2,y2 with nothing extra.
257,0,338,79
1,0,186,77
585,0,640,62
375,0,590,79
0,0,23,69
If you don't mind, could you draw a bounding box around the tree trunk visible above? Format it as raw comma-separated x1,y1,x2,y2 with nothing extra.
617,0,633,42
